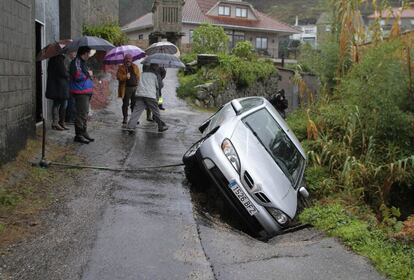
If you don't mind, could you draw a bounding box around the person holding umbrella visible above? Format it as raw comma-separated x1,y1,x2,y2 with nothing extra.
45,54,70,130
125,64,169,133
69,46,95,144
116,54,140,127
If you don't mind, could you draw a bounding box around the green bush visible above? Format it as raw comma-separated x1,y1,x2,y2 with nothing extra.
181,53,197,64
304,165,337,198
83,22,128,46
231,41,255,60
192,24,229,54
177,53,276,100
176,72,202,99
338,40,414,151
298,41,340,90
218,54,276,88
286,109,308,141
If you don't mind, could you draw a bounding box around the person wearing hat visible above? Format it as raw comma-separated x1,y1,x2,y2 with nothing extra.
116,54,141,127
69,46,94,144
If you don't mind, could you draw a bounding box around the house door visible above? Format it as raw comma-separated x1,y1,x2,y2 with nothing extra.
35,21,45,123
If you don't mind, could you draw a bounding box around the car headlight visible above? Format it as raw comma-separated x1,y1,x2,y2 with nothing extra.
267,208,289,225
221,139,240,173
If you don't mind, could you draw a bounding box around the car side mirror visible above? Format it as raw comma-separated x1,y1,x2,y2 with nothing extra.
299,186,309,198
199,120,210,133
231,100,242,115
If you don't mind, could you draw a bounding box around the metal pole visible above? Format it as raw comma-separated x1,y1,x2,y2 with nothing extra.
42,117,46,159
38,117,49,168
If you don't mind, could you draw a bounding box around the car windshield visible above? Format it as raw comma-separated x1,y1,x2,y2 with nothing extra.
242,108,305,187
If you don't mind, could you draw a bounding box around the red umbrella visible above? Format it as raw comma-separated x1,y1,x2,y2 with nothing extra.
36,39,72,61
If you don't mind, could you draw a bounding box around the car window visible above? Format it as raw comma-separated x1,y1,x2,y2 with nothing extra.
242,108,305,187
239,98,264,114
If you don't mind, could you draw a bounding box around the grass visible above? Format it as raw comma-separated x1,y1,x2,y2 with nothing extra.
300,203,414,280
0,133,82,248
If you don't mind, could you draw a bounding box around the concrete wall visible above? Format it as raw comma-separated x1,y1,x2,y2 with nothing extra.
0,0,35,164
277,67,319,112
83,0,120,26
60,0,119,40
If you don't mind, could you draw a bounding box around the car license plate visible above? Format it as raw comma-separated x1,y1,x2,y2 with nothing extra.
228,180,258,216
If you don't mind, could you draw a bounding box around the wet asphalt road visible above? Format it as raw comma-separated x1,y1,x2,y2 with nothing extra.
1,69,387,280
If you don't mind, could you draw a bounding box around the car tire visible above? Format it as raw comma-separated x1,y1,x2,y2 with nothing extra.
182,138,204,166
183,138,208,190
297,194,310,213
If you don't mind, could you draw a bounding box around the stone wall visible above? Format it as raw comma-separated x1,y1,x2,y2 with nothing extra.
194,74,279,108
193,69,320,112
0,0,35,164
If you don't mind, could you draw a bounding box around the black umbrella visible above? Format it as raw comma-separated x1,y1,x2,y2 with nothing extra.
63,36,115,52
141,53,185,68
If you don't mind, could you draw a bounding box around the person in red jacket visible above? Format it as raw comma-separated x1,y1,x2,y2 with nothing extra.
69,46,94,144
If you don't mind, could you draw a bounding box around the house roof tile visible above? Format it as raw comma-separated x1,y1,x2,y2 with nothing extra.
122,13,153,30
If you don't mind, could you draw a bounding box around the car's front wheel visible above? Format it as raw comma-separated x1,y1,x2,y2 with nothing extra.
182,137,204,165
183,138,208,190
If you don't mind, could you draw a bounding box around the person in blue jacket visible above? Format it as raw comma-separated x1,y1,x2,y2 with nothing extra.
69,46,94,144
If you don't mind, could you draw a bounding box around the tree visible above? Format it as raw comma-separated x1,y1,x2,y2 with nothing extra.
192,24,229,54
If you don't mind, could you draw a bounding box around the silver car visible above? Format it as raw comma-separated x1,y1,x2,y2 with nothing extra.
183,96,309,238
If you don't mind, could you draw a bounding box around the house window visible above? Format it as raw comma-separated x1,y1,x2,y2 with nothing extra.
236,7,247,18
138,34,143,40
218,6,230,16
380,19,385,26
234,34,245,43
255,37,267,49
189,30,194,43
325,25,331,32
411,19,414,25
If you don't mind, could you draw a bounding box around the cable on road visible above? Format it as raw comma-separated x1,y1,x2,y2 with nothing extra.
31,161,185,173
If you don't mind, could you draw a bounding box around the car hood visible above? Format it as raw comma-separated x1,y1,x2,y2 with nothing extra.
231,122,297,217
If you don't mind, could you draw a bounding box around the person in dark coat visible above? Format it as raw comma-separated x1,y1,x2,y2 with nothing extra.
64,51,77,124
269,89,288,119
45,54,70,130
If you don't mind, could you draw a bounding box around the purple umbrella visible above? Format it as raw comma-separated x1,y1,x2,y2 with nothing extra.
103,45,146,65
